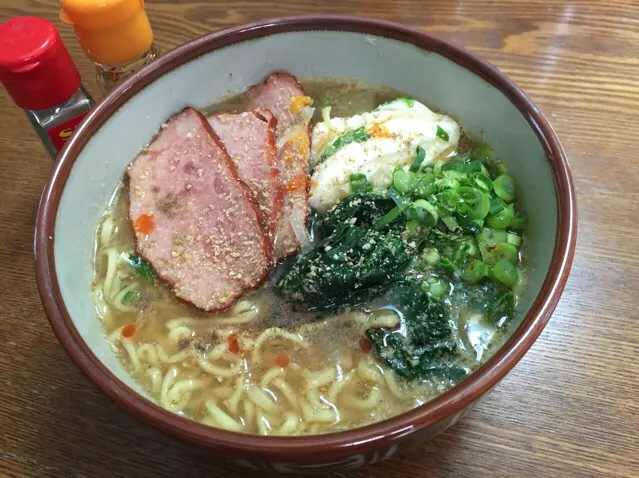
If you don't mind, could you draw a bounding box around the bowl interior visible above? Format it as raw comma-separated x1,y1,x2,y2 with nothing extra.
53,29,557,398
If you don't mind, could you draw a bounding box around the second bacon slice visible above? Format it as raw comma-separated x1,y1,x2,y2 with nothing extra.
128,107,273,312
208,110,284,236
249,72,314,260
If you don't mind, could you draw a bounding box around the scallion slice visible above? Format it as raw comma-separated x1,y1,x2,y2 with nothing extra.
410,146,427,172
493,259,518,286
486,203,514,228
374,206,402,230
493,175,516,203
436,125,449,141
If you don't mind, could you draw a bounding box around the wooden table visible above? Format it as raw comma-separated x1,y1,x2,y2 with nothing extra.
1,1,637,476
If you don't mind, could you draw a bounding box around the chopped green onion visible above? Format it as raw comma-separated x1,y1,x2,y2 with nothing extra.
410,199,439,227
443,169,467,181
438,257,457,273
455,214,484,234
124,254,157,282
492,243,519,263
438,177,461,191
320,126,370,162
469,172,492,192
458,186,490,219
493,175,516,203
441,161,467,173
374,206,402,230
388,187,410,211
509,213,527,230
405,220,420,235
486,203,514,228
122,289,140,305
436,125,449,141
461,259,491,283
461,239,480,258
470,143,495,163
410,146,427,172
422,248,440,264
442,215,459,231
477,228,508,246
349,173,372,194
478,242,496,264
393,169,417,195
489,197,505,216
429,280,449,298
466,160,483,173
493,259,519,286
413,173,437,198
398,98,416,107
436,189,460,215
507,232,522,246
375,97,415,110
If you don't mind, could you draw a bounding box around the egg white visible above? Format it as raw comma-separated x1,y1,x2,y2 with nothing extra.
309,100,460,213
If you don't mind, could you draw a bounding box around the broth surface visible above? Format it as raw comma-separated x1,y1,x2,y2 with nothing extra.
93,79,524,435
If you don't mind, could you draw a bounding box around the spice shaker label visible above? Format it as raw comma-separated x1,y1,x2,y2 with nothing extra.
47,112,88,151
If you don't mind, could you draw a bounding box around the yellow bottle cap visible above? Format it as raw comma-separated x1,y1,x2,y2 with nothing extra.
59,0,153,66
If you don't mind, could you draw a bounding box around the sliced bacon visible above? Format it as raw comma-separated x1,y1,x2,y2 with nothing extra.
249,72,314,260
208,109,284,236
128,107,273,312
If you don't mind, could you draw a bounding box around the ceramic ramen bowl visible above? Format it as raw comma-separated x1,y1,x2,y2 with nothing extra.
34,15,576,472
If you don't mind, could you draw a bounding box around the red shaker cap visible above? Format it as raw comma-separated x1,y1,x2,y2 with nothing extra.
0,16,81,110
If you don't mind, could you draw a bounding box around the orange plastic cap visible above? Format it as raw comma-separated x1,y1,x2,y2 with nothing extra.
59,0,153,65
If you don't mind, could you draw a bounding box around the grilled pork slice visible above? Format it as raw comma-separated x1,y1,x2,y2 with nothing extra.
208,109,284,236
249,72,314,260
128,107,273,312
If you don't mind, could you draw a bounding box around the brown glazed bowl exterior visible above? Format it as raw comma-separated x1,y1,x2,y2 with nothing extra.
34,15,577,473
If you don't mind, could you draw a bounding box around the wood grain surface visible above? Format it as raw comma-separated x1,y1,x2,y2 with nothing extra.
1,1,638,477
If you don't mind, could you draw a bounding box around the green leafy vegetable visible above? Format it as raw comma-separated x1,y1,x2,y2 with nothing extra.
279,194,414,311
122,289,140,305
320,126,370,163
486,290,514,324
124,254,156,282
366,282,465,382
436,125,450,141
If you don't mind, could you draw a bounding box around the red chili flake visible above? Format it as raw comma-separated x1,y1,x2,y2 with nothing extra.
121,324,137,338
227,333,239,354
275,354,290,367
134,213,155,235
359,337,373,353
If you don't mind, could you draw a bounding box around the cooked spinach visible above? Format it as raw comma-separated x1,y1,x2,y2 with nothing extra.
366,282,465,382
278,194,414,311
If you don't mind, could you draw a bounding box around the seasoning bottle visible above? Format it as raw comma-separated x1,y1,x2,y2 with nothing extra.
0,16,95,159
59,0,160,93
